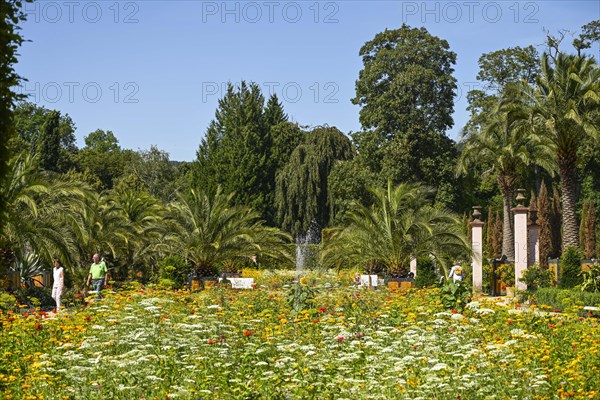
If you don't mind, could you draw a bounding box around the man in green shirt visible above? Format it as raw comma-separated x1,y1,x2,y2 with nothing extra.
86,253,108,298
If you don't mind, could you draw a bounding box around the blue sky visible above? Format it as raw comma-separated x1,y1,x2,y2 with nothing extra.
16,1,600,161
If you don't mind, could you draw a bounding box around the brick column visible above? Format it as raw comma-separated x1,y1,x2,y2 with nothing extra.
512,189,529,291
471,206,484,292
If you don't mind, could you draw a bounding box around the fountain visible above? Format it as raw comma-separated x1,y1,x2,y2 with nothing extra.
295,220,321,272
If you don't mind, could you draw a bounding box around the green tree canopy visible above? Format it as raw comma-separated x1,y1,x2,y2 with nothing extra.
194,82,284,223
275,126,353,237
0,0,29,225
352,24,457,137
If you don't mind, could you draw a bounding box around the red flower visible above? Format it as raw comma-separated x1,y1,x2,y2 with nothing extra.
337,336,345,342
548,323,556,329
243,330,253,337
355,333,364,338
34,322,42,330
7,317,14,322
84,316,92,322
318,308,327,313
75,293,82,298
207,339,216,344
451,309,458,314
553,309,560,313
22,312,29,318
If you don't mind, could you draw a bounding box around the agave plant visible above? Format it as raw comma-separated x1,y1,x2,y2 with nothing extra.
11,252,43,289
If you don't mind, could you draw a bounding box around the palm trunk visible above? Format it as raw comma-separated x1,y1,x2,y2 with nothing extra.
499,176,515,261
559,162,579,250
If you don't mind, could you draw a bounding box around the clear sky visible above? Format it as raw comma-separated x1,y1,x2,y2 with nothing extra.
15,0,600,161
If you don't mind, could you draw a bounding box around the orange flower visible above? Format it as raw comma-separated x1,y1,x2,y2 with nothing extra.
243,330,253,337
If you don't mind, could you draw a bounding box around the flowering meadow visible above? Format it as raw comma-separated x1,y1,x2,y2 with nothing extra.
1,279,599,400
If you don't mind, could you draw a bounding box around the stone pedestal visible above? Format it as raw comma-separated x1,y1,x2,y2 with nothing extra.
512,189,529,291
470,206,484,292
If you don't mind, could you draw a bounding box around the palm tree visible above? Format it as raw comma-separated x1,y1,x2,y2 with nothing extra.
71,192,130,268
164,187,292,277
109,189,165,277
457,108,554,260
0,154,88,267
505,53,600,249
322,182,468,277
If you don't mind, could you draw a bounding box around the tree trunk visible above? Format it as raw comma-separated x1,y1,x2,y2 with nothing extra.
499,179,515,261
559,163,579,250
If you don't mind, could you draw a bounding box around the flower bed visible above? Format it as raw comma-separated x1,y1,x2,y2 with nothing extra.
0,284,598,399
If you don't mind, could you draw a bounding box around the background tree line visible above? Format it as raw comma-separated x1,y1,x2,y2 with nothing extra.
1,12,599,290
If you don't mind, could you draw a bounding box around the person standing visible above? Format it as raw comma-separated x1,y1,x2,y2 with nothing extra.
86,253,108,298
448,262,464,283
51,258,64,312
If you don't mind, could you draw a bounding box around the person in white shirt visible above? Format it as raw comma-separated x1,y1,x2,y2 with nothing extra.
51,258,65,312
448,263,464,283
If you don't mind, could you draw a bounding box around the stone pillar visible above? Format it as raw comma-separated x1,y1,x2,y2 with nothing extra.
410,258,417,277
512,189,529,291
528,210,540,267
470,206,484,292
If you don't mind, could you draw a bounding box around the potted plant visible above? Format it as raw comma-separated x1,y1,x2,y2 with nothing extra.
496,263,515,297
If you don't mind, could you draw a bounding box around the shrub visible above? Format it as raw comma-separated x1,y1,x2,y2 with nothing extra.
534,288,600,314
440,281,471,312
559,247,583,289
414,258,439,288
579,262,600,293
520,263,554,291
15,287,53,309
0,292,17,312
158,256,190,289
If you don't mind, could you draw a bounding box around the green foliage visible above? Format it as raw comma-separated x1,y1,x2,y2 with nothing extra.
322,182,468,276
440,281,471,312
10,252,42,289
505,52,600,249
194,82,278,222
327,159,377,225
352,24,456,137
126,145,179,202
275,126,354,236
0,154,90,267
495,263,515,287
534,287,600,313
0,0,29,227
520,263,554,291
349,25,461,210
158,255,190,289
164,187,292,277
560,246,583,289
12,103,78,173
414,257,439,288
84,129,120,153
15,286,53,309
285,278,316,314
579,262,600,293
0,291,17,311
